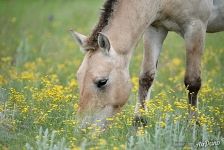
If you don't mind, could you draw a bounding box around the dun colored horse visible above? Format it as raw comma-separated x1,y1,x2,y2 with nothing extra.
71,0,224,128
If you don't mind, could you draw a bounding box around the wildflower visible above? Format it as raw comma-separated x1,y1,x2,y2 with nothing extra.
0,75,6,85
137,127,145,136
10,88,25,104
131,76,139,92
174,115,182,123
106,117,113,121
164,104,174,112
1,56,12,64
172,58,181,66
198,114,208,125
57,63,65,70
21,107,29,113
24,62,36,71
120,144,125,149
99,139,107,145
74,103,79,111
69,79,78,88
20,71,35,80
159,121,166,128
174,101,188,109
72,146,80,150
113,147,119,150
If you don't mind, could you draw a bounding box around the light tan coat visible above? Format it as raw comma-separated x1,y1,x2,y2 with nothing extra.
72,0,224,127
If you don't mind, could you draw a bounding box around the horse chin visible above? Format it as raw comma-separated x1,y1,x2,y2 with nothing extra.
79,105,116,129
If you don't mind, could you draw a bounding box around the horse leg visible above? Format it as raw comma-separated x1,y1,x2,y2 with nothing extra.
184,20,206,118
134,26,167,126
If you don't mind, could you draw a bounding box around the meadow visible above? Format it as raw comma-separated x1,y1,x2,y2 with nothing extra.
0,0,224,149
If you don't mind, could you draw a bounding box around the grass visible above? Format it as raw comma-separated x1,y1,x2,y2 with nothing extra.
0,0,224,149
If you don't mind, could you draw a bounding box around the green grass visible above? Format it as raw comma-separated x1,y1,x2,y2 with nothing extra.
0,0,224,149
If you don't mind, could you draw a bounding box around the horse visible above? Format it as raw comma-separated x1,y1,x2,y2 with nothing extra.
71,0,224,128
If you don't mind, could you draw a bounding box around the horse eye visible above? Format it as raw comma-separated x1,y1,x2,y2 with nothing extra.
95,78,108,88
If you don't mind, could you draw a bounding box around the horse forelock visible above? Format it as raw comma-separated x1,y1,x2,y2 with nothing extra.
86,0,118,51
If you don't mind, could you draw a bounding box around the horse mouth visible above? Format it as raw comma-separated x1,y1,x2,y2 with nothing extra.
78,105,117,129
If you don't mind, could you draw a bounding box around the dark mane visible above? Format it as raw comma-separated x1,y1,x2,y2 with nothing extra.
86,0,118,50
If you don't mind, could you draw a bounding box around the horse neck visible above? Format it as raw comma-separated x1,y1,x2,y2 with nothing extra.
104,0,160,55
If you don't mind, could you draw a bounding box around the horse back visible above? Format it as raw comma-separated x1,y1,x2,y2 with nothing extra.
152,0,224,33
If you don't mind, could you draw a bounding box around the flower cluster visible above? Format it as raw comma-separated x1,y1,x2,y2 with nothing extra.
0,47,223,149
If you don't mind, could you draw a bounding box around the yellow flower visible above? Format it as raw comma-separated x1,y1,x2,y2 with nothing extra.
159,121,166,128
69,79,78,88
74,103,79,111
21,107,29,113
172,58,181,66
99,139,107,145
174,115,182,123
57,64,65,70
120,144,125,149
198,114,208,125
137,127,145,136
113,147,119,150
10,88,25,103
1,56,12,64
164,104,174,112
72,146,80,150
20,71,35,80
131,76,139,92
106,117,113,121
0,75,6,85
0,105,4,112
24,62,36,71
183,144,191,150
174,101,188,109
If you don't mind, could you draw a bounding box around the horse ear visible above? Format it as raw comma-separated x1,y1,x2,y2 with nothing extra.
70,30,88,53
98,32,110,55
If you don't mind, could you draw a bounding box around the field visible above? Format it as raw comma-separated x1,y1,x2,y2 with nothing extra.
0,0,224,149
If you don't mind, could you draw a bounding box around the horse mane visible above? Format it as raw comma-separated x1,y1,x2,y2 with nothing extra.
86,0,118,50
